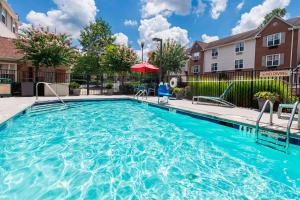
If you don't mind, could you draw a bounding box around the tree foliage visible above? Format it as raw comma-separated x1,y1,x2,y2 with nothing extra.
261,8,287,27
15,27,76,69
103,44,138,74
74,19,115,76
80,19,115,54
148,39,188,79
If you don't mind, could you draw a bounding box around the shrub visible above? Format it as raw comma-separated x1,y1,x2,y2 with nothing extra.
188,77,297,108
254,91,279,102
69,82,80,89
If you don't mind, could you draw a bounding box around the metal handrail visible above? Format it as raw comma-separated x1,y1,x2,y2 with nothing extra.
256,100,273,140
135,89,147,100
36,82,66,106
286,101,300,150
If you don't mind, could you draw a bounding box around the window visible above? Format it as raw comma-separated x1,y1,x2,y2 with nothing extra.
12,23,16,33
235,59,244,69
192,52,200,60
211,63,218,72
235,42,244,53
266,54,280,67
192,65,200,74
212,48,218,57
267,33,281,47
1,8,6,24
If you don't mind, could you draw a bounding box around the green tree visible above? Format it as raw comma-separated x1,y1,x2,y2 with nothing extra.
103,44,138,86
76,19,114,92
148,39,188,80
15,27,76,83
261,8,287,27
80,19,115,56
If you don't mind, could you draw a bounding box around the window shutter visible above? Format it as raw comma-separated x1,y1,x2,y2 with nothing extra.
280,53,284,65
262,56,266,67
263,37,267,47
281,32,286,44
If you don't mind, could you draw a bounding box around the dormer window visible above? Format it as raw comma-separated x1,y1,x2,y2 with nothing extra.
235,42,244,53
267,33,281,47
212,49,218,58
192,52,200,61
1,9,6,24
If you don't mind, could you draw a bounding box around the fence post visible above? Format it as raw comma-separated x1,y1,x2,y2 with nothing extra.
250,69,254,108
86,74,91,96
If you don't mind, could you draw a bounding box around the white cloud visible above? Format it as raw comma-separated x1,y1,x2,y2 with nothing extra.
210,0,228,19
232,0,290,34
25,0,97,39
114,33,129,46
236,1,244,11
124,19,138,26
201,34,219,43
141,0,192,18
137,15,189,61
193,0,207,16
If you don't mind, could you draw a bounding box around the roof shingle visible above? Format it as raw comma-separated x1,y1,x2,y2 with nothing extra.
0,37,23,61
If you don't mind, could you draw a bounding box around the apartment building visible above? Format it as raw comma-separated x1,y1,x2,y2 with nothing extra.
204,29,257,73
255,16,300,70
0,0,70,96
188,42,207,74
187,16,300,74
0,0,18,39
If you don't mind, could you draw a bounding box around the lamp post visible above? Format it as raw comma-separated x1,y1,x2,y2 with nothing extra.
141,40,145,63
152,37,163,82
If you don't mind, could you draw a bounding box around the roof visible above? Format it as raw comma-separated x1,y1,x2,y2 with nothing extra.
286,16,300,26
206,28,259,49
197,16,300,50
195,41,208,49
0,37,23,61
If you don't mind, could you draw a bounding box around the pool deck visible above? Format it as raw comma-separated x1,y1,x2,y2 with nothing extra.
0,95,299,136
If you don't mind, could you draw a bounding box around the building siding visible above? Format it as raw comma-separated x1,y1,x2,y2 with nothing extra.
297,29,300,65
255,17,299,70
188,43,205,74
204,39,256,73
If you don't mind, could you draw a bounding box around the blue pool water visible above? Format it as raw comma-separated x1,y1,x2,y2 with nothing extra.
0,100,300,199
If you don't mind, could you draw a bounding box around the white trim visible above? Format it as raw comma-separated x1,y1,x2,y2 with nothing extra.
266,54,280,67
211,63,218,72
234,59,244,69
267,32,281,47
255,16,294,37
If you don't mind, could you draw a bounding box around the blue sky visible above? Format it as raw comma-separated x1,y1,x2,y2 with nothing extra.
7,0,300,51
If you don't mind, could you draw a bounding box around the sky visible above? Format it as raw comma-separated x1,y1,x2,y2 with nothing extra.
7,0,300,55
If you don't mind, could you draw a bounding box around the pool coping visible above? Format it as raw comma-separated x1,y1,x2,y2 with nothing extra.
1,97,300,146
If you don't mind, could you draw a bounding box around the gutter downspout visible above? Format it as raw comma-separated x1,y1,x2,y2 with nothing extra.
289,27,295,70
288,27,295,84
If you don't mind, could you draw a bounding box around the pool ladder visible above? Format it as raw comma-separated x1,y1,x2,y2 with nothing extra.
135,89,148,100
256,100,299,153
28,82,68,115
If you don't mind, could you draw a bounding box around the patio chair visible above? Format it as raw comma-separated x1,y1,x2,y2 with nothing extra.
277,103,299,119
192,82,235,107
158,84,172,103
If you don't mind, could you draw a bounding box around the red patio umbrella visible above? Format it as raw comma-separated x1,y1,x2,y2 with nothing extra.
131,62,160,73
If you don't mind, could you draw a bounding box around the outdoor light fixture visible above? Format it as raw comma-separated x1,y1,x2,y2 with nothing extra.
152,37,163,82
140,40,145,62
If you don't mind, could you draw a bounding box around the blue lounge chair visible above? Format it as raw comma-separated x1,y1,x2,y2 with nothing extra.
192,82,235,107
158,84,172,103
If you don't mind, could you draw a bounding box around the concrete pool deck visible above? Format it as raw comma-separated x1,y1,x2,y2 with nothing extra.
0,95,299,136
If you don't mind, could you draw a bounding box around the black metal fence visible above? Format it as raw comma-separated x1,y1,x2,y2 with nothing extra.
166,68,300,108
2,68,300,109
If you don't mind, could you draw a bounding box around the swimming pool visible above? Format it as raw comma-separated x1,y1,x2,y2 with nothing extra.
0,100,299,199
